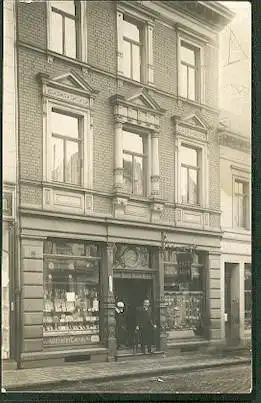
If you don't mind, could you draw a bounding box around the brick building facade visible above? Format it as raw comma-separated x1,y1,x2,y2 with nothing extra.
3,1,237,368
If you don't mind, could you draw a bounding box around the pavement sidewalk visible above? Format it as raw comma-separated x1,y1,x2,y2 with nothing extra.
3,352,251,391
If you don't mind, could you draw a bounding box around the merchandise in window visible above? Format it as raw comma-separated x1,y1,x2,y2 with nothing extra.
180,145,199,205
180,41,200,101
50,1,79,59
123,130,146,196
51,110,81,186
43,240,100,344
164,250,204,337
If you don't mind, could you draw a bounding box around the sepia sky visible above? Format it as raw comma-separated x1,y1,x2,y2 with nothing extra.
219,1,251,137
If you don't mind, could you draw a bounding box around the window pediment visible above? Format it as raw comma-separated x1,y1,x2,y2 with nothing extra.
172,112,209,143
110,88,165,130
37,71,99,103
173,112,208,131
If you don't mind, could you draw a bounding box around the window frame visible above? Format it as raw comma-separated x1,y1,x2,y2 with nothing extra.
175,136,208,208
47,1,87,62
180,145,200,205
233,178,250,230
178,34,205,104
44,100,92,189
117,9,154,85
122,15,143,82
122,129,148,197
50,109,82,186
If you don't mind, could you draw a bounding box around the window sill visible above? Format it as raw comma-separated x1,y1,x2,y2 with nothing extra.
43,181,86,192
117,74,146,88
177,95,205,109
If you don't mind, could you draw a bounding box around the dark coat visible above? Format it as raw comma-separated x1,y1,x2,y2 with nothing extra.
136,307,155,346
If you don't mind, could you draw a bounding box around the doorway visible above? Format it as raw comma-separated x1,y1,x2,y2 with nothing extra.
224,263,240,344
114,278,154,351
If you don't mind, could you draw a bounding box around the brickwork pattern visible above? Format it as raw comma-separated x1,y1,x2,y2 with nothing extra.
17,1,221,219
87,1,117,74
153,21,177,94
17,2,47,49
20,184,42,207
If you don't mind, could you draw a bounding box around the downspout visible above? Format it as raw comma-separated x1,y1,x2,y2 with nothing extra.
14,0,22,370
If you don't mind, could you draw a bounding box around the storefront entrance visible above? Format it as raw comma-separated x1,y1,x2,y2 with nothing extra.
114,279,154,351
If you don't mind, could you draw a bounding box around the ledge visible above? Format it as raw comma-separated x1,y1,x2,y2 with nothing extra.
21,346,107,362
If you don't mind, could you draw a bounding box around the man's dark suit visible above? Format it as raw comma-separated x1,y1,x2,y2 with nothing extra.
136,307,155,353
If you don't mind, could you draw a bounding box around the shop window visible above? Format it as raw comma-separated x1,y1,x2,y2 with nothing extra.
244,263,251,329
180,145,200,205
43,240,100,344
123,130,147,196
51,110,82,186
49,1,80,59
234,180,249,229
179,40,202,102
164,251,204,338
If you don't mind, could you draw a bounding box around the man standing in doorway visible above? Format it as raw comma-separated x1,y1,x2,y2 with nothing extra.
136,299,157,354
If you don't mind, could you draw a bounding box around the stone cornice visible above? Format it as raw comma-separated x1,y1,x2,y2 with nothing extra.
218,131,251,153
160,1,234,31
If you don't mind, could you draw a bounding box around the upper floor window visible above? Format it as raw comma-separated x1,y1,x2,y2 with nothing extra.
234,180,249,228
50,1,80,59
122,17,142,82
180,145,200,205
123,130,146,196
117,11,154,84
179,40,201,102
51,110,82,186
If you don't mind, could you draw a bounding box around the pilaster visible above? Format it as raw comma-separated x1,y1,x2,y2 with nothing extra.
206,252,222,341
113,120,124,193
151,130,160,196
101,243,116,361
153,247,167,352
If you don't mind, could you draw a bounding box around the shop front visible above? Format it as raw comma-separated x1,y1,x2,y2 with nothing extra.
43,239,101,348
18,211,223,367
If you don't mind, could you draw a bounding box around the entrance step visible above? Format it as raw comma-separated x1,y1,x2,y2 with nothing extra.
3,359,17,370
167,338,209,354
115,350,165,362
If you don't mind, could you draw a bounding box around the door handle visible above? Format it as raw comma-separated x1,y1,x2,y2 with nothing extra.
11,301,14,311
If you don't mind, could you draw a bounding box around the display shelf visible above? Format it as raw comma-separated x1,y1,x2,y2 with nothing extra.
44,330,99,337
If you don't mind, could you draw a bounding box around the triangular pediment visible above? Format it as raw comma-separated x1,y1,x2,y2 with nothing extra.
125,88,163,112
38,70,99,95
181,112,208,130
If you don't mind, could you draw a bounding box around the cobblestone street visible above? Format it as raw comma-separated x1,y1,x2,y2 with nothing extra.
50,364,251,393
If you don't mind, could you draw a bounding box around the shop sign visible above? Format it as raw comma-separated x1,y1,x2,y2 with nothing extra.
3,192,13,217
43,334,99,346
176,252,193,281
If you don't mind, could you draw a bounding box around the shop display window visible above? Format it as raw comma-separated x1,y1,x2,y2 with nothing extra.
43,240,100,343
163,250,204,337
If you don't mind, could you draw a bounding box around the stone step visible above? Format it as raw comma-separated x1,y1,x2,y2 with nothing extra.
115,350,165,362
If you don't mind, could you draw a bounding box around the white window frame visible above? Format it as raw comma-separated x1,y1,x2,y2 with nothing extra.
117,9,154,85
122,128,149,197
177,34,205,104
43,99,92,189
175,136,208,208
47,0,87,62
232,176,250,230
